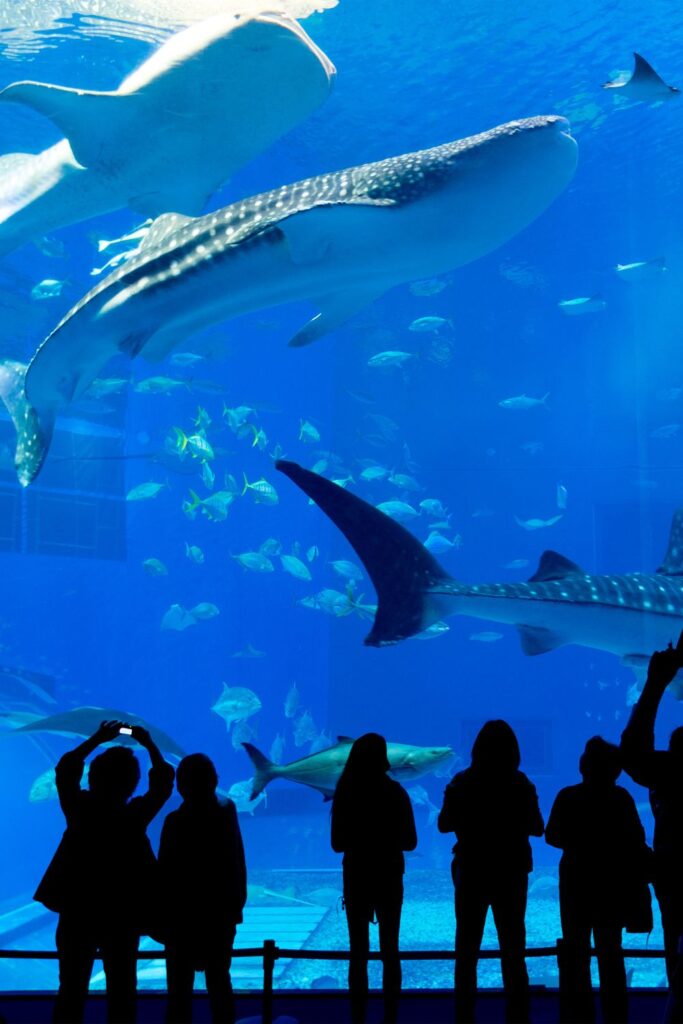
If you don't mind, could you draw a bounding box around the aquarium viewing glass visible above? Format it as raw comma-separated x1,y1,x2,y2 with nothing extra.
0,0,680,994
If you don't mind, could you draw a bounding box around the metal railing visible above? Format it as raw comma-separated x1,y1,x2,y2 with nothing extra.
0,941,667,1024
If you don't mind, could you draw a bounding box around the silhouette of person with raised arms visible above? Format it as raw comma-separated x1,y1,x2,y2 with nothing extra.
546,736,651,1024
620,634,683,1021
158,753,246,1024
438,719,543,1024
34,719,175,1024
331,732,417,1024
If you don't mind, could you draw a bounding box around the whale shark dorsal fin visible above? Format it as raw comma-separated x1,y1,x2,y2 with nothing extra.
528,550,585,583
138,212,195,253
517,625,565,656
0,81,130,169
276,460,454,645
289,288,387,347
657,510,683,575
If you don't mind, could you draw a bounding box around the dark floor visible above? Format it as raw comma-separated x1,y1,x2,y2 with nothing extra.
0,989,671,1024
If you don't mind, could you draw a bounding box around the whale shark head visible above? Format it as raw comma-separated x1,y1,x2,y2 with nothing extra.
428,115,577,266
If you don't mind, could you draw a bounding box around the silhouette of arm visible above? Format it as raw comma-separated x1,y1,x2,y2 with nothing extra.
330,795,347,853
56,719,124,817
621,646,679,788
398,785,418,851
437,777,464,834
524,778,545,837
544,789,569,850
227,800,247,916
129,726,174,825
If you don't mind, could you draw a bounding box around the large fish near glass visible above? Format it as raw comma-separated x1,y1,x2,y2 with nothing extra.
276,460,683,687
0,10,335,257
0,115,577,485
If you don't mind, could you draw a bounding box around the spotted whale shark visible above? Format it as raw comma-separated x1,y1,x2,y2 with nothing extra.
0,115,577,486
0,11,334,258
276,461,683,680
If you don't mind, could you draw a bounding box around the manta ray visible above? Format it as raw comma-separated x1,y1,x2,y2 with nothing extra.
275,461,683,686
603,52,679,102
0,114,577,485
0,11,334,257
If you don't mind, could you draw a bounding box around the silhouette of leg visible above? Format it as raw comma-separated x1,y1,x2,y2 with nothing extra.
53,915,96,1024
491,874,530,1024
101,929,139,1024
454,870,489,1024
558,877,594,1024
165,945,195,1024
593,923,627,1024
204,927,236,1024
345,897,371,1024
657,878,683,990
376,879,403,1024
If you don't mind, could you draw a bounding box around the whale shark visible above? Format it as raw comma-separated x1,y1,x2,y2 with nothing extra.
275,461,683,682
0,115,577,486
0,11,334,258
603,52,679,102
243,736,454,799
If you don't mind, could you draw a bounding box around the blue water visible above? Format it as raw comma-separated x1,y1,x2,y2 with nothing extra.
0,0,681,992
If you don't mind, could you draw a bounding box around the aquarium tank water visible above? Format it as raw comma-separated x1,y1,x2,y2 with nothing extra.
0,0,680,995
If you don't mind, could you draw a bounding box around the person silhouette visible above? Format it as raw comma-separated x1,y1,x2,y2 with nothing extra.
34,719,174,1024
331,733,417,1024
158,753,246,1024
620,635,683,1021
437,719,543,1024
546,736,651,1024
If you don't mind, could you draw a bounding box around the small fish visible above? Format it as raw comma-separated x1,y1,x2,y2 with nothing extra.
330,560,364,582
375,501,420,523
189,602,219,621
170,351,204,368
515,514,563,530
280,554,313,581
407,784,440,825
242,474,279,506
170,427,215,461
359,465,389,483
232,552,275,573
134,376,190,395
260,538,282,556
126,481,168,502
409,277,449,296
85,377,128,398
499,393,549,411
409,315,452,333
503,559,530,569
651,424,680,439
194,406,212,430
201,461,215,490
160,603,198,631
520,441,544,455
388,472,422,492
231,643,266,659
35,236,67,259
211,684,262,729
299,420,321,444
419,499,448,519
298,588,355,617
615,257,666,282
269,732,285,764
142,558,168,576
558,296,606,315
284,682,300,719
293,709,318,748
470,631,504,642
31,278,66,300
306,546,319,563
309,729,333,754
556,483,568,510
424,531,460,555
227,779,267,815
367,351,414,369
231,719,257,751
184,489,235,522
223,405,255,432
185,542,205,564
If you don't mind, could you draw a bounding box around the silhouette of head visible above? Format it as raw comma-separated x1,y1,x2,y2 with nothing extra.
668,726,683,760
89,746,140,803
176,753,219,803
471,720,520,774
335,733,390,799
579,736,621,784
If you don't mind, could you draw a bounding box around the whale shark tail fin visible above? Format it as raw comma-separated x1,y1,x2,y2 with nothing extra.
0,360,55,487
275,460,457,646
242,743,278,799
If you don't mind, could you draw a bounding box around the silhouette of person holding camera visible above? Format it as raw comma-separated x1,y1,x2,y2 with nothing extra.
34,719,174,1024
158,753,246,1024
546,736,652,1024
621,634,683,1022
438,719,543,1024
331,733,417,1024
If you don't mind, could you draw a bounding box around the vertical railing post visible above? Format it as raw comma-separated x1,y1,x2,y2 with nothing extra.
262,939,276,1024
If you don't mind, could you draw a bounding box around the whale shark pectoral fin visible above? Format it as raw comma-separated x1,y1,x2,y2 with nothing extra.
288,288,386,347
517,625,565,655
0,360,55,487
275,460,456,645
0,81,129,168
